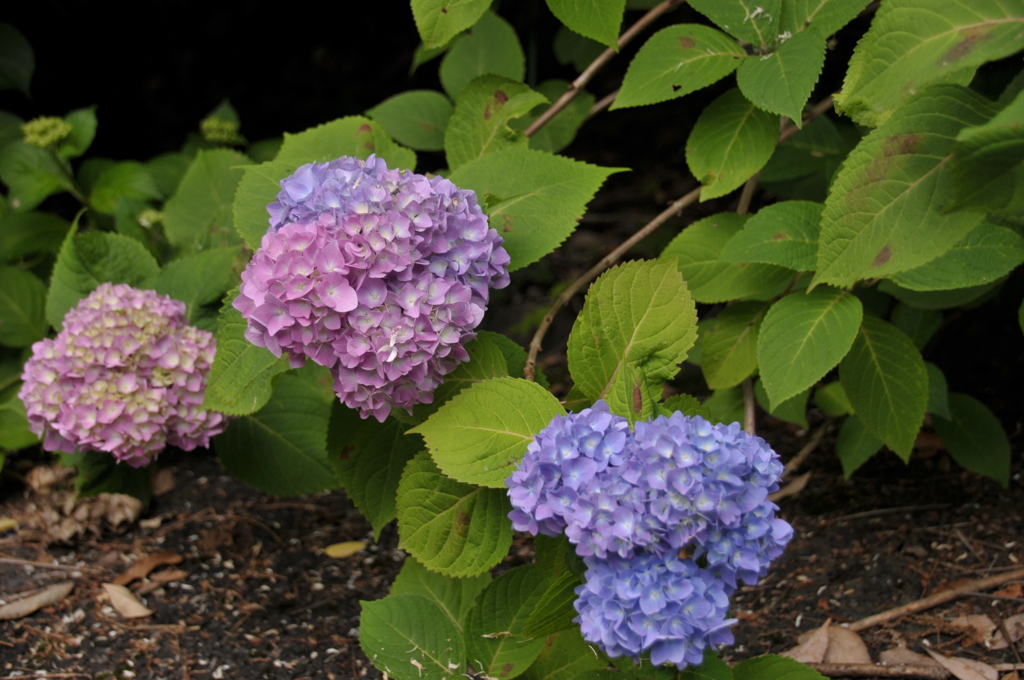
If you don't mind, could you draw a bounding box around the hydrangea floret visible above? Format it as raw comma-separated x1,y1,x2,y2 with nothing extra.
19,283,228,468
234,154,510,421
506,402,793,668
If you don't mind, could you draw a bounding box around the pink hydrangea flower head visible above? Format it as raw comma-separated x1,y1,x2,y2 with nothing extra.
19,283,228,467
235,154,510,421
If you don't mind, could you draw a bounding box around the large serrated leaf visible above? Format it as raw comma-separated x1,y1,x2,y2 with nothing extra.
780,0,873,37
359,593,466,679
406,334,509,425
754,378,810,428
162,149,247,252
720,200,822,271
327,406,421,539
214,365,337,497
367,90,453,152
567,259,698,415
397,452,513,577
737,29,827,124
410,377,565,488
390,557,491,633
836,415,884,478
147,247,241,326
661,212,794,303
0,266,47,347
0,211,70,263
934,392,1010,487
947,88,1024,212
878,277,1002,310
276,116,416,170
814,86,999,289
46,228,160,330
440,11,525,100
521,570,582,639
511,79,595,154
201,293,290,416
233,160,289,250
758,287,863,409
0,387,38,452
547,0,624,47
835,0,1024,127
89,162,162,215
687,0,782,50
612,24,745,110
464,565,549,680
687,88,780,201
412,0,491,49
733,655,827,680
925,361,951,419
891,303,942,349
0,23,33,96
521,627,607,680
839,315,928,460
448,147,622,271
701,301,769,390
444,76,548,170
888,221,1024,291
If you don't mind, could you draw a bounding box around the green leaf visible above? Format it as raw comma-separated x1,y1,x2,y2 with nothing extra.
328,408,421,539
276,116,416,171
411,41,451,74
701,301,769,390
704,387,745,426
661,213,794,304
0,141,68,211
757,287,863,409
947,88,1024,212
0,266,47,347
754,378,809,428
412,0,492,49
440,11,525,100
0,23,33,95
201,294,290,416
780,0,873,37
233,161,289,250
660,393,713,420
60,451,152,506
408,334,509,424
835,0,1024,127
521,627,607,680
162,149,247,252
444,76,548,171
687,0,783,50
147,152,192,196
546,0,624,47
814,381,854,416
0,387,39,451
359,593,466,679
720,200,822,271
839,315,928,460
396,451,513,577
58,107,98,159
733,655,827,680
512,79,595,154
553,25,606,72
934,392,1010,487
679,651,734,680
367,90,453,152
836,415,884,478
478,331,546,385
390,556,491,632
247,138,282,164
214,364,336,496
888,221,1024,291
46,228,161,330
410,377,565,488
925,361,951,419
760,116,858,201
89,162,162,215
464,564,549,680
613,24,746,110
0,111,24,156
814,86,999,289
737,29,827,124
687,89,780,201
520,569,582,639
567,259,698,415
448,147,621,271
891,303,942,349
878,278,1002,310
148,247,241,325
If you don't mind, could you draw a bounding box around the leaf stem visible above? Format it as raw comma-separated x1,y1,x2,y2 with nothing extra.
585,89,620,124
523,0,683,138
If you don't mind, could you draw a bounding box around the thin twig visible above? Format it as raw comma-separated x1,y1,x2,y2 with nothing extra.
524,0,683,137
804,664,949,679
523,187,701,380
742,378,756,435
960,591,1024,603
782,417,835,480
848,567,1024,631
779,96,836,143
833,504,950,522
585,89,620,123
0,556,99,574
736,173,760,216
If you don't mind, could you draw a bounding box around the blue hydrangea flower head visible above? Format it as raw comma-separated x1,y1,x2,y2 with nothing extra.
234,154,510,421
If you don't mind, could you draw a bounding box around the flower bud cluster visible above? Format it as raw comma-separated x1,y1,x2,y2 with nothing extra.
235,154,510,421
506,402,792,668
22,116,72,149
19,283,228,467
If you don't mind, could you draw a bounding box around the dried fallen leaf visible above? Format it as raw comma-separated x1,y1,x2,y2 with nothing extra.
926,650,997,680
0,517,17,533
113,550,183,586
824,626,872,664
994,583,1023,599
325,541,368,558
782,619,831,663
152,469,176,497
769,472,811,502
950,614,996,643
985,613,1024,650
102,583,153,619
136,569,189,595
0,581,75,620
880,647,941,667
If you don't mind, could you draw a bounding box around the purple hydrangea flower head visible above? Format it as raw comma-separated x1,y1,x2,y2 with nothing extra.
574,551,737,668
19,283,228,467
234,154,510,421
